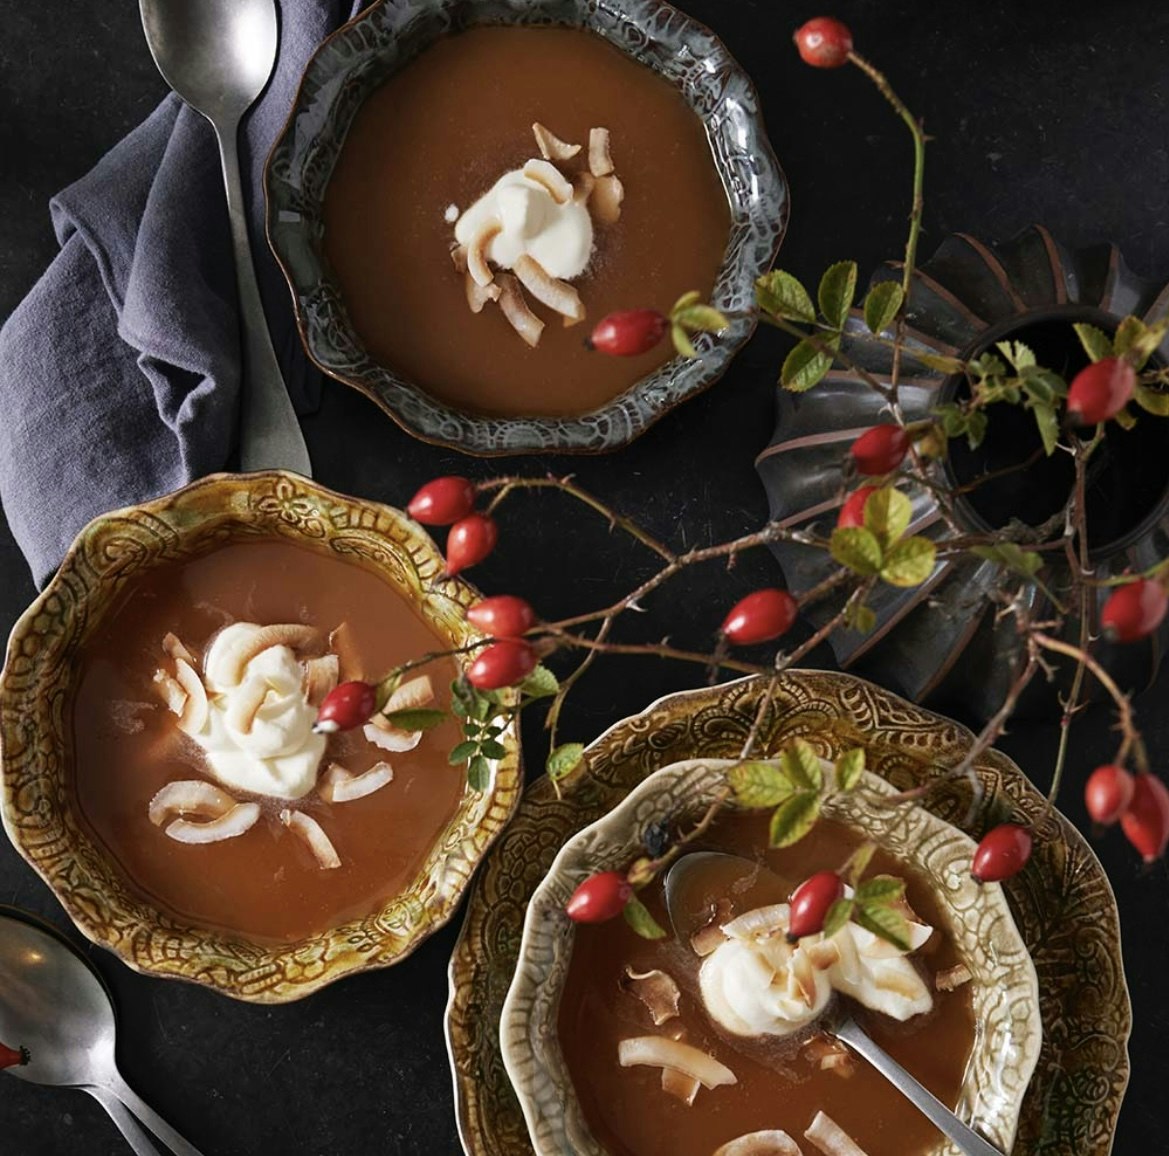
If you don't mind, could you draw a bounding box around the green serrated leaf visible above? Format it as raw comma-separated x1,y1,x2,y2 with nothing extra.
547,742,585,781
936,403,967,439
830,526,884,576
996,339,1037,371
1074,321,1113,363
835,748,865,791
768,792,822,848
728,760,797,808
672,289,702,313
755,270,816,323
781,739,824,791
818,260,858,330
471,693,493,722
880,536,937,588
623,895,668,940
781,337,836,392
448,740,479,765
1114,315,1169,370
1112,316,1145,358
672,323,699,359
855,874,907,905
863,281,904,335
1032,402,1060,456
381,707,447,732
853,903,913,952
844,842,876,888
863,486,912,550
965,409,989,449
1134,383,1169,416
520,664,559,700
1113,406,1138,430
970,352,1008,381
822,897,856,939
845,602,877,634
480,739,508,760
915,351,967,375
467,755,491,792
674,304,730,334
970,541,1044,579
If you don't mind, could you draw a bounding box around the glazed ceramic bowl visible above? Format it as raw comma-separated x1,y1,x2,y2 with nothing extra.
0,472,522,1003
266,0,787,455
500,758,1042,1156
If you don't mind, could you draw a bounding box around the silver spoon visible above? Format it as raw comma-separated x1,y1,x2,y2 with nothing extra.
139,0,313,477
0,907,204,1156
663,852,1003,1156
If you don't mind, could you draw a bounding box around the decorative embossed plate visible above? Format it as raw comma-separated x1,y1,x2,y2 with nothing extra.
266,0,787,456
0,472,522,1003
446,672,1130,1155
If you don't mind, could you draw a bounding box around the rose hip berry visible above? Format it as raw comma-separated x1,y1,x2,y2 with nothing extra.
837,485,880,529
794,17,854,68
1120,773,1169,864
565,871,633,923
851,424,910,476
407,476,476,525
971,823,1032,884
1101,578,1169,643
587,309,668,357
1066,357,1136,425
466,595,538,639
466,640,538,691
787,871,845,942
0,1041,29,1070
1084,764,1136,827
445,512,498,576
720,588,799,646
313,681,377,734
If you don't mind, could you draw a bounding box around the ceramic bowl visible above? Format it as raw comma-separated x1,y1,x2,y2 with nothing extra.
500,758,1042,1156
0,471,522,1003
266,0,787,456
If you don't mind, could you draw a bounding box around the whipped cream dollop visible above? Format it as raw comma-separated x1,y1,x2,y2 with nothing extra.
454,159,593,281
189,623,326,800
699,898,934,1039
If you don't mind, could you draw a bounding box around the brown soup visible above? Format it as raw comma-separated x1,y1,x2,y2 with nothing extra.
558,812,976,1156
323,25,731,418
70,540,465,943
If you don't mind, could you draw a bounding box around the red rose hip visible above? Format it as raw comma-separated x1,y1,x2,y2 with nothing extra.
971,823,1032,883
787,871,845,941
313,681,377,734
1101,578,1168,643
720,588,799,645
466,640,538,690
566,871,633,923
1120,773,1169,864
445,513,498,576
794,17,854,68
466,595,538,639
1084,764,1135,827
850,425,910,476
587,309,668,357
407,476,476,525
0,1041,29,1070
1066,357,1136,425
837,485,880,529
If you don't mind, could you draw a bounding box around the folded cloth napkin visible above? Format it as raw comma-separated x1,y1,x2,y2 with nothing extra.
0,1,365,588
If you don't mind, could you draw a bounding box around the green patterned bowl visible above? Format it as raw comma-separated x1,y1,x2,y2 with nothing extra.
501,758,1042,1156
0,472,522,1003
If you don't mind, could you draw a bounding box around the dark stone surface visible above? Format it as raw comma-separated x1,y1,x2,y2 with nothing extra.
1,2,1166,1153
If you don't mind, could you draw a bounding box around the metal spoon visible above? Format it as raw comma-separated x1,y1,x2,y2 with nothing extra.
663,853,1003,1156
0,907,204,1156
139,0,313,477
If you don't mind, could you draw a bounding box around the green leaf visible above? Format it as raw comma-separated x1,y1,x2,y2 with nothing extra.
1134,383,1169,416
915,351,967,375
755,270,816,323
855,874,906,905
835,748,865,791
971,542,1043,578
863,281,904,335
674,304,730,334
830,526,884,576
547,742,585,781
1113,406,1137,431
1113,315,1169,370
843,842,876,888
768,792,822,848
480,739,508,760
1031,402,1060,456
375,673,401,712
381,707,447,732
844,602,877,634
448,740,479,765
818,261,858,330
965,409,989,449
467,755,491,792
854,903,913,952
781,338,836,392
863,486,912,550
781,739,824,791
995,339,1036,371
672,290,702,313
671,323,699,359
728,760,797,808
880,536,937,588
1073,321,1113,363
623,895,668,940
520,664,559,700
821,897,856,939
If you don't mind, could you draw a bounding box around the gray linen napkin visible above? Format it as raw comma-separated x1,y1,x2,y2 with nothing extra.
0,1,365,588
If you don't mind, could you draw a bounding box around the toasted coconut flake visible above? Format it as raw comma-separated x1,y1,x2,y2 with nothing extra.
936,963,973,992
364,675,435,751
588,127,615,177
617,1037,736,1089
225,677,272,737
466,271,503,314
715,1131,804,1156
805,940,841,971
621,967,682,1026
661,1066,701,1106
450,244,469,273
320,761,394,803
467,221,501,287
162,632,195,665
592,174,624,224
153,669,187,716
497,273,545,348
522,159,574,206
281,809,341,870
363,722,422,753
513,255,585,324
148,780,237,827
166,803,261,845
723,904,787,941
173,658,209,735
820,1052,856,1078
303,654,340,707
532,122,581,161
385,675,435,713
216,624,324,687
691,921,727,957
804,1112,869,1156
572,171,596,205
328,622,365,682
792,949,820,1008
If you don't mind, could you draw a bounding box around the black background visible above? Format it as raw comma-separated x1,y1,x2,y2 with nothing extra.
2,2,1167,1153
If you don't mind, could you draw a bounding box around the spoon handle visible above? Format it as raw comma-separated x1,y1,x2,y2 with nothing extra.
104,1072,207,1156
215,123,313,477
85,1086,164,1156
833,1018,1003,1156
